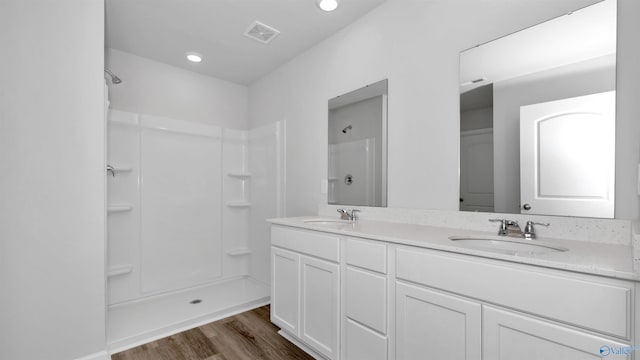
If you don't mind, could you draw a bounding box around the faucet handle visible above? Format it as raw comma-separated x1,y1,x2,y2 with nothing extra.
523,221,549,239
489,219,510,236
489,218,517,225
350,209,360,220
524,220,549,233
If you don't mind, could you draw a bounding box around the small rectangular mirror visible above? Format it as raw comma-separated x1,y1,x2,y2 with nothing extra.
328,79,388,207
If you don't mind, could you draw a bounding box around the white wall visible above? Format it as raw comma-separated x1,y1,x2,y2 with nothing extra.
248,0,640,220
0,1,107,359
106,48,249,130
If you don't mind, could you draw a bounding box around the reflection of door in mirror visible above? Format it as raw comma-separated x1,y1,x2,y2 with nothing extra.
520,91,615,218
460,129,494,212
460,84,494,212
328,79,388,207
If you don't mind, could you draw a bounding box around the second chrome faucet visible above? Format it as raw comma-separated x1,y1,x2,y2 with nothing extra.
337,208,360,221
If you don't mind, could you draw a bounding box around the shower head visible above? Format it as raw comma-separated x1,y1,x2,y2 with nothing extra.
104,68,122,85
342,125,352,134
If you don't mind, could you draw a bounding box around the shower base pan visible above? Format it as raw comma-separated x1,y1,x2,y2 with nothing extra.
107,276,270,354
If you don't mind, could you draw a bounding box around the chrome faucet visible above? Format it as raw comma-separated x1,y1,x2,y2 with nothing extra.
523,221,549,239
489,219,522,237
337,208,360,221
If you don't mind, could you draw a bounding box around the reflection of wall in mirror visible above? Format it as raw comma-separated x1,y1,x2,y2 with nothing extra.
493,54,616,214
328,96,384,206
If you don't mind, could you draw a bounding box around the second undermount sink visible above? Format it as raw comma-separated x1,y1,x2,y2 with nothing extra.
448,235,568,255
303,219,354,228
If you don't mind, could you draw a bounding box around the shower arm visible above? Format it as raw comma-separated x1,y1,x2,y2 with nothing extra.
104,68,122,84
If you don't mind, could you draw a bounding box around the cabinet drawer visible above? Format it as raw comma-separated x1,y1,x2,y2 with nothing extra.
346,319,387,360
346,237,387,273
483,306,630,360
396,247,632,339
271,226,340,262
346,267,387,334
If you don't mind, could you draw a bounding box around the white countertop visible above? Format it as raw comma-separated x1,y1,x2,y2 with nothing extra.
269,216,639,282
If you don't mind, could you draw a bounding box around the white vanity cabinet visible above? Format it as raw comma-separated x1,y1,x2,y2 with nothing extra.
269,221,637,360
271,226,341,360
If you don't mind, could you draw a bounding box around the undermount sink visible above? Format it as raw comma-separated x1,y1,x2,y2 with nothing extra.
448,235,568,255
303,219,354,228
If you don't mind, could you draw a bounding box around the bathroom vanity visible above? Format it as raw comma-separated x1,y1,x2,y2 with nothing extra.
269,215,639,360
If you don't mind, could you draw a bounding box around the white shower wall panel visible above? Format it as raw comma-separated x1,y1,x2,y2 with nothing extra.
108,110,142,304
139,115,223,294
248,121,284,285
221,128,250,276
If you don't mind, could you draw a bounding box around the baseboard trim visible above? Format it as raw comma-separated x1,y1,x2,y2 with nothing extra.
74,350,110,360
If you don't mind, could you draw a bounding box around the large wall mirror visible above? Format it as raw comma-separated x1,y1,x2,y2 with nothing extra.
459,0,616,218
328,79,388,207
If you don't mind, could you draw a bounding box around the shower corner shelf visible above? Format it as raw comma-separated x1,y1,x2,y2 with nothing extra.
226,201,251,208
108,203,134,213
227,172,252,179
108,265,133,277
227,248,252,256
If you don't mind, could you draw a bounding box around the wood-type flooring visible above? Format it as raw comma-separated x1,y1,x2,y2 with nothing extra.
111,305,314,360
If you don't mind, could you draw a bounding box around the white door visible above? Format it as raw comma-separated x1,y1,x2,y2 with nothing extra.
460,129,494,212
271,247,299,336
483,306,630,360
395,282,481,360
300,255,340,360
520,91,615,218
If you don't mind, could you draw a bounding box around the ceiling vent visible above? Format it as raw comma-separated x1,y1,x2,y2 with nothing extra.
244,21,280,44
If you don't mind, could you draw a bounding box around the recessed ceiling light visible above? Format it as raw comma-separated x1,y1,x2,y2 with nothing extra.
317,0,338,12
186,52,203,63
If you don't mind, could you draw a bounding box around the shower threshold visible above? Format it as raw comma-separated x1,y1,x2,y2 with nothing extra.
107,276,270,354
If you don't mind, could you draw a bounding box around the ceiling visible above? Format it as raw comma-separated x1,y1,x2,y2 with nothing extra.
106,0,387,85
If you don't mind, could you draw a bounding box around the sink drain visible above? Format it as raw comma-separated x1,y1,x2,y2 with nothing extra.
189,299,202,305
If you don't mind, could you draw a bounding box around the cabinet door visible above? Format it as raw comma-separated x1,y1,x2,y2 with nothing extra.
483,306,630,360
300,255,340,360
346,318,387,360
396,282,481,360
271,247,299,335
346,266,387,334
